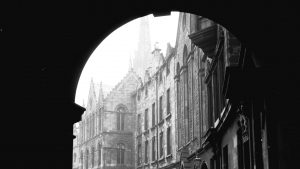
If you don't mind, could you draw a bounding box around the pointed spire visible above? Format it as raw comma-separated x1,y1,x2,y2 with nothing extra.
132,15,152,80
97,81,104,108
87,78,96,111
128,55,133,71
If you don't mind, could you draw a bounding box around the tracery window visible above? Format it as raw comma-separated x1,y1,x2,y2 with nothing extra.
98,143,101,166
85,149,89,169
144,109,149,130
116,105,126,130
145,140,149,163
159,132,164,157
117,143,125,164
91,146,95,167
167,88,170,115
159,96,163,121
80,151,83,169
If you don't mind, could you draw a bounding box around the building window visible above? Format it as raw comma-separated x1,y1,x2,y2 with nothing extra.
223,145,228,169
212,70,220,121
137,114,141,134
159,71,163,83
167,88,170,115
159,96,163,122
106,150,112,164
176,62,181,147
116,106,126,131
167,127,171,155
145,86,148,98
144,109,149,130
117,143,125,164
152,136,156,161
85,149,89,169
98,143,101,166
145,140,149,163
166,61,170,76
152,103,156,126
159,132,164,158
91,146,95,167
138,143,142,165
80,151,83,169
207,80,214,128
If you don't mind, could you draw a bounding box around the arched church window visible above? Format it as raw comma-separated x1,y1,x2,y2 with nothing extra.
85,149,89,169
117,143,125,164
91,146,95,167
98,143,102,166
80,151,83,169
116,105,127,130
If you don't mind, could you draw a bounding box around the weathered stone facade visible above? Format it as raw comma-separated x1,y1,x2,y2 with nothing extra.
73,123,80,169
73,70,140,169
135,43,178,169
74,12,272,169
174,12,271,169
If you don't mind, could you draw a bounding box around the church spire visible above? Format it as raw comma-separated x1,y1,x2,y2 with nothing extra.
128,55,133,71
97,81,104,108
132,15,152,79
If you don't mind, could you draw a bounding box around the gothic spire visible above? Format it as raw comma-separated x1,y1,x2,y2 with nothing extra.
132,15,152,79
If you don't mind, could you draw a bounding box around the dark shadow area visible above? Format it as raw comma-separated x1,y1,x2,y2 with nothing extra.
2,0,300,169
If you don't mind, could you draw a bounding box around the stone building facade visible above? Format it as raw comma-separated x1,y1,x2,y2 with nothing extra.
73,123,80,169
73,70,140,169
134,43,178,169
74,12,274,169
174,12,271,169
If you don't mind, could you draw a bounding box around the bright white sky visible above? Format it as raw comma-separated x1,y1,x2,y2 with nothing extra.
75,12,179,106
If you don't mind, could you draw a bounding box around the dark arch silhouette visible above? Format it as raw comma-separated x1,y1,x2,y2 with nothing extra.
3,1,300,169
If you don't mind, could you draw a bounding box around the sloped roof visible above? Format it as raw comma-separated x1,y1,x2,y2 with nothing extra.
105,69,141,100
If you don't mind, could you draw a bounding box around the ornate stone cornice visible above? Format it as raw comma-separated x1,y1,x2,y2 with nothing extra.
188,24,218,60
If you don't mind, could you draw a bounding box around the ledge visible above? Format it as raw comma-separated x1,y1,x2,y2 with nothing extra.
143,129,150,135
151,160,157,165
158,119,164,126
102,131,133,135
150,125,157,131
144,162,150,167
158,156,165,163
165,113,171,121
166,154,172,159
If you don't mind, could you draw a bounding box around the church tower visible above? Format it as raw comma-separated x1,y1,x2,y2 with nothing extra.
132,15,152,80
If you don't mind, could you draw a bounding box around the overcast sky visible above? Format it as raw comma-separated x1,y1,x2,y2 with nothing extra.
75,12,179,106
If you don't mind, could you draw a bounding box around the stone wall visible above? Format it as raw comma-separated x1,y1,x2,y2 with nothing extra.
135,46,177,169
